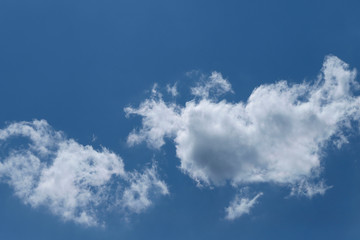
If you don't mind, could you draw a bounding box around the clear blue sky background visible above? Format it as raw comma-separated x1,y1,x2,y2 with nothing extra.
1,0,360,239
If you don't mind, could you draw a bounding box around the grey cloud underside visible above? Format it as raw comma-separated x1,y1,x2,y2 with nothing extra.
126,56,360,218
0,120,168,226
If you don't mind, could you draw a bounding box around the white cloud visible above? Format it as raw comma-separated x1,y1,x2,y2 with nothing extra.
0,120,168,227
125,94,182,149
166,83,178,97
126,55,360,215
191,71,233,99
120,164,169,213
225,192,263,220
290,179,332,198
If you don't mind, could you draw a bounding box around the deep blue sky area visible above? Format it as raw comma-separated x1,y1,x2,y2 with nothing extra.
1,1,360,239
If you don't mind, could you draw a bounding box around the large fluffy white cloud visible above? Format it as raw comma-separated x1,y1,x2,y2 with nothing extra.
125,56,360,219
0,120,168,226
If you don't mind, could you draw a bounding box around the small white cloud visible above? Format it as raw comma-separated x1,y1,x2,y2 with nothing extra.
225,192,263,220
0,120,168,227
191,71,233,98
166,83,178,97
125,96,182,149
91,134,97,142
120,164,169,213
290,179,332,198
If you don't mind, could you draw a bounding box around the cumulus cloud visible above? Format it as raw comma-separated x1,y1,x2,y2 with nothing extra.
0,120,168,226
225,192,263,220
125,56,360,217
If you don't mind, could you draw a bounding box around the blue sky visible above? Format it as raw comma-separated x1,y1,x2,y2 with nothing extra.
1,0,360,239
